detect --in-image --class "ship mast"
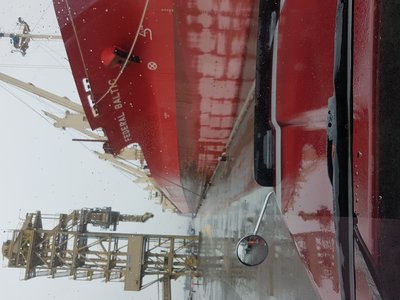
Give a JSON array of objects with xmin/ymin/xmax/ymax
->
[
  {"xmin": 0, "ymin": 17, "xmax": 61, "ymax": 56},
  {"xmin": 0, "ymin": 32, "xmax": 61, "ymax": 39},
  {"xmin": 2, "ymin": 209, "xmax": 198, "ymax": 300}
]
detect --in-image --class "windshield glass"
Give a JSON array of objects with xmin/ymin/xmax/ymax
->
[{"xmin": 0, "ymin": 0, "xmax": 398, "ymax": 299}]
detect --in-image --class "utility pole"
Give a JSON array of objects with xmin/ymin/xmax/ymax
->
[{"xmin": 2, "ymin": 209, "xmax": 199, "ymax": 299}]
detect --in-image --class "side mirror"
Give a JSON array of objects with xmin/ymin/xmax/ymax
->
[
  {"xmin": 236, "ymin": 234, "xmax": 269, "ymax": 266},
  {"xmin": 236, "ymin": 192, "xmax": 274, "ymax": 266}
]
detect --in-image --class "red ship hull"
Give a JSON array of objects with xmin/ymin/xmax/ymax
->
[
  {"xmin": 275, "ymin": 1, "xmax": 340, "ymax": 297},
  {"xmin": 273, "ymin": 0, "xmax": 398, "ymax": 298},
  {"xmin": 53, "ymin": 0, "xmax": 257, "ymax": 213}
]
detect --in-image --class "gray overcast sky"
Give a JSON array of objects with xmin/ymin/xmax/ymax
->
[{"xmin": 0, "ymin": 1, "xmax": 190, "ymax": 299}]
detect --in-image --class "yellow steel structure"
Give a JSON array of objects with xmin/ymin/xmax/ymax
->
[{"xmin": 2, "ymin": 208, "xmax": 199, "ymax": 300}]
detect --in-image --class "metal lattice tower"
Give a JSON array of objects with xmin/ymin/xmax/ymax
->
[{"xmin": 2, "ymin": 208, "xmax": 199, "ymax": 300}]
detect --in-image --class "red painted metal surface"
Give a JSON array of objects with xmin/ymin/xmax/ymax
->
[
  {"xmin": 275, "ymin": 1, "xmax": 339, "ymax": 298},
  {"xmin": 173, "ymin": 0, "xmax": 257, "ymax": 208},
  {"xmin": 53, "ymin": 0, "xmax": 257, "ymax": 212},
  {"xmin": 275, "ymin": 0, "xmax": 382, "ymax": 298}
]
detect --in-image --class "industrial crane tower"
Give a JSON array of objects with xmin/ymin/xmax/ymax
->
[{"xmin": 2, "ymin": 208, "xmax": 199, "ymax": 300}]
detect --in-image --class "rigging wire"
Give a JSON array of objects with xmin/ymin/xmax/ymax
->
[
  {"xmin": 0, "ymin": 84, "xmax": 94, "ymax": 155},
  {"xmin": 0, "ymin": 83, "xmax": 102, "ymax": 157},
  {"xmin": 1, "ymin": 84, "xmax": 203, "ymax": 200},
  {"xmin": 0, "ymin": 82, "xmax": 54, "ymax": 126},
  {"xmin": 63, "ymin": 0, "xmax": 93, "ymax": 101},
  {"xmin": 8, "ymin": 82, "xmax": 66, "ymax": 114},
  {"xmin": 94, "ymin": 0, "xmax": 150, "ymax": 105},
  {"xmin": 63, "ymin": 0, "xmax": 149, "ymax": 106},
  {"xmin": 116, "ymin": 155, "xmax": 203, "ymax": 197},
  {"xmin": 37, "ymin": 43, "xmax": 68, "ymax": 67},
  {"xmin": 30, "ymin": 2, "xmax": 53, "ymax": 33},
  {"xmin": 1, "ymin": 84, "xmax": 185, "ymax": 213},
  {"xmin": 112, "ymin": 165, "xmax": 141, "ymax": 184},
  {"xmin": 1, "ymin": 83, "xmax": 138, "ymax": 186},
  {"xmin": 0, "ymin": 76, "xmax": 142, "ymax": 186}
]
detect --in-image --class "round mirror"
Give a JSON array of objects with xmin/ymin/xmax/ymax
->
[{"xmin": 236, "ymin": 234, "xmax": 269, "ymax": 266}]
